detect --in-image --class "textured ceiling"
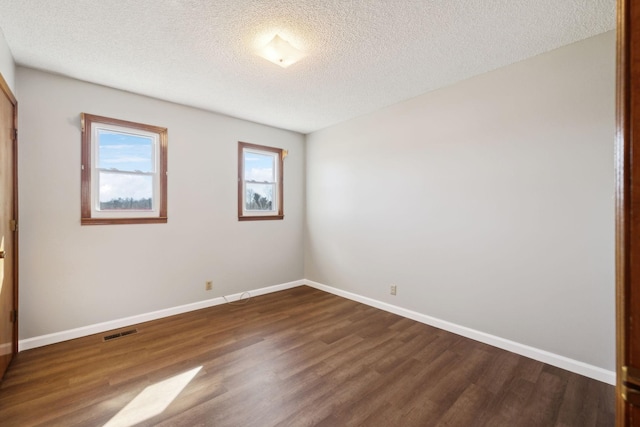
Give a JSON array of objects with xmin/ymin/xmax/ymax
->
[{"xmin": 0, "ymin": 0, "xmax": 616, "ymax": 134}]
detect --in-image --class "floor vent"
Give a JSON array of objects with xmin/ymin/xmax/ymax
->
[{"xmin": 103, "ymin": 328, "xmax": 138, "ymax": 342}]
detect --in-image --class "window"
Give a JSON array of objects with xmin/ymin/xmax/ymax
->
[
  {"xmin": 238, "ymin": 142, "xmax": 284, "ymax": 221},
  {"xmin": 81, "ymin": 113, "xmax": 168, "ymax": 225}
]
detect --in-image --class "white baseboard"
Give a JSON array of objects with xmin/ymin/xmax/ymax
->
[
  {"xmin": 304, "ymin": 280, "xmax": 616, "ymax": 385},
  {"xmin": 18, "ymin": 279, "xmax": 305, "ymax": 352},
  {"xmin": 19, "ymin": 278, "xmax": 615, "ymax": 386}
]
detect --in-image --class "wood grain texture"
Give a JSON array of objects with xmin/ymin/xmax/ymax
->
[
  {"xmin": 0, "ymin": 286, "xmax": 614, "ymax": 426},
  {"xmin": 616, "ymin": 0, "xmax": 640, "ymax": 424},
  {"xmin": 0, "ymin": 71, "xmax": 17, "ymax": 380}
]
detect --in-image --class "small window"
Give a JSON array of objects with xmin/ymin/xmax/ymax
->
[
  {"xmin": 81, "ymin": 113, "xmax": 168, "ymax": 225},
  {"xmin": 238, "ymin": 142, "xmax": 284, "ymax": 221}
]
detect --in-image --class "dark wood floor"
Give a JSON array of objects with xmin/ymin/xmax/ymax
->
[{"xmin": 0, "ymin": 286, "xmax": 614, "ymax": 426}]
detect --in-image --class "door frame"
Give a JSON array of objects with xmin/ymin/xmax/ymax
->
[
  {"xmin": 616, "ymin": 0, "xmax": 640, "ymax": 425},
  {"xmin": 0, "ymin": 73, "xmax": 18, "ymax": 357}
]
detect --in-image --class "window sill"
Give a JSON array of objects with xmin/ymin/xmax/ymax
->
[
  {"xmin": 81, "ymin": 217, "xmax": 168, "ymax": 226},
  {"xmin": 238, "ymin": 215, "xmax": 284, "ymax": 221}
]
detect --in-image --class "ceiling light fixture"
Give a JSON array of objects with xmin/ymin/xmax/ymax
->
[{"xmin": 257, "ymin": 35, "xmax": 305, "ymax": 68}]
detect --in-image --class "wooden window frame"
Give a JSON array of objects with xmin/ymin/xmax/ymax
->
[
  {"xmin": 81, "ymin": 113, "xmax": 168, "ymax": 225},
  {"xmin": 238, "ymin": 141, "xmax": 284, "ymax": 221}
]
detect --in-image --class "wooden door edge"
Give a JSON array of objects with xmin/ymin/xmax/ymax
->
[{"xmin": 0, "ymin": 72, "xmax": 18, "ymax": 356}]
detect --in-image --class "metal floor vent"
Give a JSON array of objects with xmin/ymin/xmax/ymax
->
[{"xmin": 103, "ymin": 328, "xmax": 138, "ymax": 342}]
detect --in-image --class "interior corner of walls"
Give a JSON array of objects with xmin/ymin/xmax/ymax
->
[
  {"xmin": 301, "ymin": 34, "xmax": 615, "ymax": 386},
  {"xmin": 17, "ymin": 70, "xmax": 307, "ymax": 343},
  {"xmin": 0, "ymin": 28, "xmax": 15, "ymax": 94}
]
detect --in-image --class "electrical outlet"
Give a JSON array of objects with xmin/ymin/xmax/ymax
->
[
  {"xmin": 390, "ymin": 285, "xmax": 397, "ymax": 296},
  {"xmin": 205, "ymin": 281, "xmax": 213, "ymax": 291}
]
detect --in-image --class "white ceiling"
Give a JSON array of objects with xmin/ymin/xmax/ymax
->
[{"xmin": 0, "ymin": 0, "xmax": 616, "ymax": 134}]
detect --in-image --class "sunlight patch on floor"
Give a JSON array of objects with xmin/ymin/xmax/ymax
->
[{"xmin": 104, "ymin": 366, "xmax": 202, "ymax": 427}]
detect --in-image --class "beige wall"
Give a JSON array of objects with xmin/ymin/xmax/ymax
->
[
  {"xmin": 16, "ymin": 67, "xmax": 305, "ymax": 338},
  {"xmin": 305, "ymin": 31, "xmax": 616, "ymax": 371},
  {"xmin": 14, "ymin": 29, "xmax": 616, "ymax": 376},
  {"xmin": 0, "ymin": 29, "xmax": 14, "ymax": 93}
]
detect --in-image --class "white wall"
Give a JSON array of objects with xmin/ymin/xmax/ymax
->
[
  {"xmin": 16, "ymin": 67, "xmax": 305, "ymax": 339},
  {"xmin": 305, "ymin": 31, "xmax": 616, "ymax": 371},
  {"xmin": 0, "ymin": 29, "xmax": 15, "ymax": 93}
]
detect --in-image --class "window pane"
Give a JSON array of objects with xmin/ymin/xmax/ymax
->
[
  {"xmin": 244, "ymin": 151, "xmax": 275, "ymax": 182},
  {"xmin": 99, "ymin": 172, "xmax": 153, "ymax": 210},
  {"xmin": 98, "ymin": 129, "xmax": 154, "ymax": 173},
  {"xmin": 245, "ymin": 182, "xmax": 275, "ymax": 211}
]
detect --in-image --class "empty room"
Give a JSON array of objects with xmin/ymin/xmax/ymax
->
[{"xmin": 0, "ymin": 0, "xmax": 625, "ymax": 426}]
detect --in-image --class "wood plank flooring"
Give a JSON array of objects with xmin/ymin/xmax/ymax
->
[{"xmin": 0, "ymin": 286, "xmax": 614, "ymax": 426}]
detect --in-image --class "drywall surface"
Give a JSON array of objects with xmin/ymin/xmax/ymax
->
[
  {"xmin": 305, "ymin": 31, "xmax": 616, "ymax": 371},
  {"xmin": 16, "ymin": 67, "xmax": 305, "ymax": 339},
  {"xmin": 0, "ymin": 29, "xmax": 14, "ymax": 93}
]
